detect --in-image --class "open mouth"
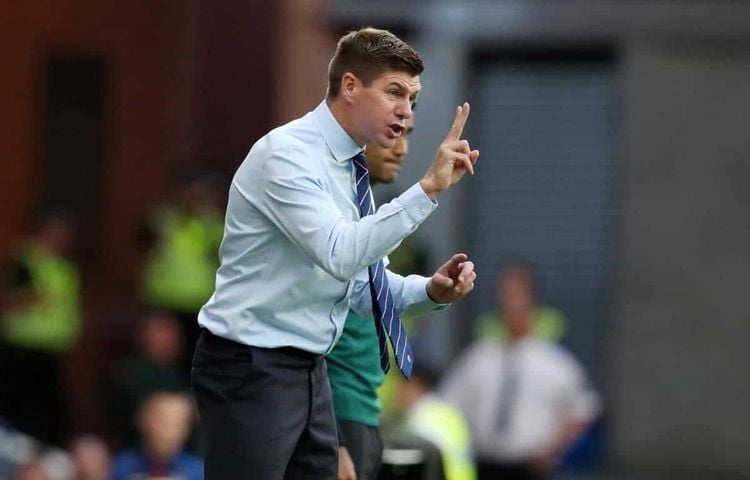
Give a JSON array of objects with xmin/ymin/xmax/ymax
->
[{"xmin": 388, "ymin": 124, "xmax": 404, "ymax": 138}]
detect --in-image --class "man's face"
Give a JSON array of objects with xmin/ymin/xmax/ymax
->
[
  {"xmin": 139, "ymin": 394, "xmax": 193, "ymax": 460},
  {"xmin": 498, "ymin": 272, "xmax": 535, "ymax": 337},
  {"xmin": 350, "ymin": 69, "xmax": 420, "ymax": 149},
  {"xmin": 365, "ymin": 115, "xmax": 414, "ymax": 184}
]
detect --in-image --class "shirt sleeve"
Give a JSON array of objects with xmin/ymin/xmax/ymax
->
[
  {"xmin": 438, "ymin": 343, "xmax": 486, "ymax": 417},
  {"xmin": 348, "ymin": 268, "xmax": 447, "ymax": 319},
  {"xmin": 248, "ymin": 145, "xmax": 437, "ymax": 282},
  {"xmin": 559, "ymin": 355, "xmax": 601, "ymax": 423}
]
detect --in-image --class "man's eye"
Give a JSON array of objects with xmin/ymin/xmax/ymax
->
[{"xmin": 388, "ymin": 90, "xmax": 399, "ymax": 97}]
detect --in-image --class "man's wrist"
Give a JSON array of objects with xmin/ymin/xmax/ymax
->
[
  {"xmin": 425, "ymin": 280, "xmax": 447, "ymax": 305},
  {"xmin": 419, "ymin": 177, "xmax": 440, "ymax": 200}
]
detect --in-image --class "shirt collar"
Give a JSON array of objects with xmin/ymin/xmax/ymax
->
[{"xmin": 312, "ymin": 101, "xmax": 363, "ymax": 163}]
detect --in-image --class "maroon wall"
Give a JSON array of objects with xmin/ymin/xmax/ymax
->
[{"xmin": 0, "ymin": 0, "xmax": 279, "ymax": 436}]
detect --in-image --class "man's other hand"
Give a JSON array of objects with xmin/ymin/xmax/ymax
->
[
  {"xmin": 338, "ymin": 446, "xmax": 357, "ymax": 480},
  {"xmin": 426, "ymin": 253, "xmax": 476, "ymax": 304}
]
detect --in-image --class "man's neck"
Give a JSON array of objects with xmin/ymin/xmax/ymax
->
[
  {"xmin": 507, "ymin": 327, "xmax": 532, "ymax": 344},
  {"xmin": 326, "ymin": 97, "xmax": 364, "ymax": 147}
]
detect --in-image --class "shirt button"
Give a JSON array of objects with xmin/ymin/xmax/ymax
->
[{"xmin": 420, "ymin": 207, "xmax": 427, "ymax": 215}]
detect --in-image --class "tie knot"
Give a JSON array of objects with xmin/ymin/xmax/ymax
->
[
  {"xmin": 352, "ymin": 152, "xmax": 370, "ymax": 189},
  {"xmin": 352, "ymin": 150, "xmax": 368, "ymax": 171}
]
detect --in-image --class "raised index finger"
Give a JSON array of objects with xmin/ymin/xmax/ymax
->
[{"xmin": 444, "ymin": 102, "xmax": 470, "ymax": 142}]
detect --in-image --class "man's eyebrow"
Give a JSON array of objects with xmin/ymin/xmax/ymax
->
[{"xmin": 388, "ymin": 81, "xmax": 421, "ymax": 95}]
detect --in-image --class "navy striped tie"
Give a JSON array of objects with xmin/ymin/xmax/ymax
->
[{"xmin": 352, "ymin": 152, "xmax": 414, "ymax": 379}]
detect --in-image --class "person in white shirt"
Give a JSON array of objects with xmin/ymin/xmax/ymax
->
[
  {"xmin": 191, "ymin": 27, "xmax": 480, "ymax": 479},
  {"xmin": 440, "ymin": 264, "xmax": 600, "ymax": 480}
]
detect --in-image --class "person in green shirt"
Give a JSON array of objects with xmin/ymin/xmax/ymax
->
[{"xmin": 327, "ymin": 115, "xmax": 418, "ymax": 480}]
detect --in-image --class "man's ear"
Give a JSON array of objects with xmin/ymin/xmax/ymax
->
[{"xmin": 340, "ymin": 72, "xmax": 359, "ymax": 104}]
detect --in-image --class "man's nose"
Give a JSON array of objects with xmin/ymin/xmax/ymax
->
[{"xmin": 396, "ymin": 98, "xmax": 413, "ymax": 119}]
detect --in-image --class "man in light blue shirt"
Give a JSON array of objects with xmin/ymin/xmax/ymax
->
[{"xmin": 191, "ymin": 27, "xmax": 479, "ymax": 479}]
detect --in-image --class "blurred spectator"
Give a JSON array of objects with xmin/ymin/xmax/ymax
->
[
  {"xmin": 70, "ymin": 434, "xmax": 111, "ymax": 480},
  {"xmin": 1, "ymin": 420, "xmax": 38, "ymax": 478},
  {"xmin": 440, "ymin": 264, "xmax": 600, "ymax": 480},
  {"xmin": 111, "ymin": 391, "xmax": 202, "ymax": 480},
  {"xmin": 396, "ymin": 359, "xmax": 477, "ymax": 480},
  {"xmin": 0, "ymin": 211, "xmax": 81, "ymax": 446},
  {"xmin": 2, "ymin": 425, "xmax": 109, "ymax": 480},
  {"xmin": 112, "ymin": 311, "xmax": 189, "ymax": 448},
  {"xmin": 379, "ymin": 426, "xmax": 445, "ymax": 480},
  {"xmin": 40, "ymin": 448, "xmax": 75, "ymax": 480},
  {"xmin": 16, "ymin": 458, "xmax": 50, "ymax": 480},
  {"xmin": 1, "ymin": 419, "xmax": 83, "ymax": 479},
  {"xmin": 473, "ymin": 263, "xmax": 567, "ymax": 343},
  {"xmin": 140, "ymin": 169, "xmax": 224, "ymax": 375}
]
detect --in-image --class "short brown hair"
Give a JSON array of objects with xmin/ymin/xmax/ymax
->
[{"xmin": 327, "ymin": 27, "xmax": 424, "ymax": 98}]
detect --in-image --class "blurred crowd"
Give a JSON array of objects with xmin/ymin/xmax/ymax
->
[
  {"xmin": 0, "ymin": 170, "xmax": 221, "ymax": 480},
  {"xmin": 0, "ymin": 169, "xmax": 601, "ymax": 480}
]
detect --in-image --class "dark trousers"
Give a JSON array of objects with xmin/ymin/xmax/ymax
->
[
  {"xmin": 170, "ymin": 309, "xmax": 202, "ymax": 380},
  {"xmin": 477, "ymin": 459, "xmax": 546, "ymax": 480},
  {"xmin": 339, "ymin": 420, "xmax": 382, "ymax": 480},
  {"xmin": 191, "ymin": 329, "xmax": 338, "ymax": 479},
  {"xmin": 0, "ymin": 345, "xmax": 66, "ymax": 446}
]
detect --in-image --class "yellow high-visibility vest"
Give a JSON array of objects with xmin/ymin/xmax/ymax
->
[
  {"xmin": 405, "ymin": 397, "xmax": 478, "ymax": 480},
  {"xmin": 2, "ymin": 245, "xmax": 81, "ymax": 353},
  {"xmin": 143, "ymin": 206, "xmax": 223, "ymax": 312}
]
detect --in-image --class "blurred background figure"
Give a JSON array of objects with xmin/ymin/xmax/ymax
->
[
  {"xmin": 474, "ymin": 263, "xmax": 567, "ymax": 343},
  {"xmin": 15, "ymin": 457, "xmax": 50, "ymax": 480},
  {"xmin": 70, "ymin": 434, "xmax": 111, "ymax": 480},
  {"xmin": 379, "ymin": 424, "xmax": 446, "ymax": 480},
  {"xmin": 111, "ymin": 391, "xmax": 202, "ymax": 480},
  {"xmin": 441, "ymin": 264, "xmax": 600, "ymax": 480},
  {"xmin": 1, "ymin": 420, "xmax": 44, "ymax": 479},
  {"xmin": 0, "ymin": 211, "xmax": 81, "ymax": 446},
  {"xmin": 111, "ymin": 311, "xmax": 189, "ymax": 449},
  {"xmin": 396, "ymin": 355, "xmax": 477, "ymax": 480},
  {"xmin": 13, "ymin": 447, "xmax": 75, "ymax": 480},
  {"xmin": 139, "ymin": 168, "xmax": 224, "ymax": 376}
]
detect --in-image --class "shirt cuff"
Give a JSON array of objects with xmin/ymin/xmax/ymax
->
[
  {"xmin": 425, "ymin": 287, "xmax": 451, "ymax": 311},
  {"xmin": 399, "ymin": 182, "xmax": 438, "ymax": 226},
  {"xmin": 402, "ymin": 275, "xmax": 450, "ymax": 319}
]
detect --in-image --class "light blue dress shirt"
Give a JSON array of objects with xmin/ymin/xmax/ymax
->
[{"xmin": 198, "ymin": 101, "xmax": 441, "ymax": 354}]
